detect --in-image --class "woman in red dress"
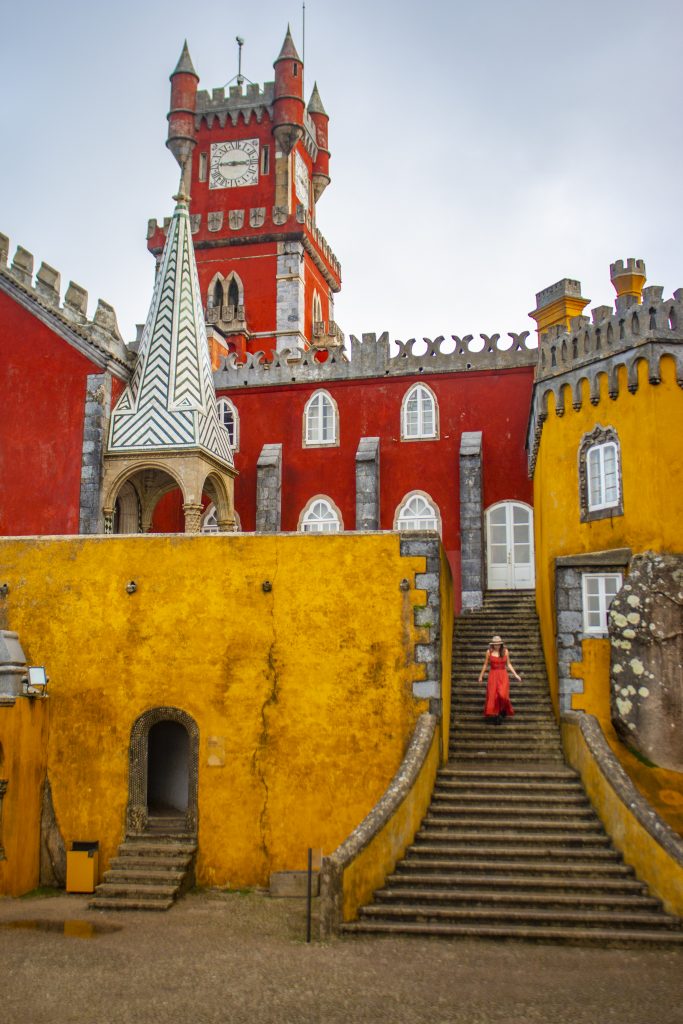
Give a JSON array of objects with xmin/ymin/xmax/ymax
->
[{"xmin": 478, "ymin": 635, "xmax": 521, "ymax": 724}]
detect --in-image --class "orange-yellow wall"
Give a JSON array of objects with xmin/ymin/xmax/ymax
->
[
  {"xmin": 0, "ymin": 533, "xmax": 451, "ymax": 888},
  {"xmin": 0, "ymin": 697, "xmax": 49, "ymax": 896},
  {"xmin": 533, "ymin": 356, "xmax": 683, "ymax": 715}
]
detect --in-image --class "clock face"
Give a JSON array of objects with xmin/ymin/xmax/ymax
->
[
  {"xmin": 209, "ymin": 139, "xmax": 259, "ymax": 189},
  {"xmin": 294, "ymin": 151, "xmax": 309, "ymax": 206}
]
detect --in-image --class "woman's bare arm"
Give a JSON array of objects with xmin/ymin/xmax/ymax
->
[{"xmin": 478, "ymin": 649, "xmax": 490, "ymax": 683}]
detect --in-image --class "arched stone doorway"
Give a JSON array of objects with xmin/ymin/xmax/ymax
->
[{"xmin": 126, "ymin": 708, "xmax": 199, "ymax": 835}]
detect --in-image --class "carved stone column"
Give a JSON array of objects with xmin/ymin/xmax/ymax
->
[{"xmin": 183, "ymin": 503, "xmax": 204, "ymax": 534}]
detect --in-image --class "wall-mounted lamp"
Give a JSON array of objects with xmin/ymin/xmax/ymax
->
[
  {"xmin": 262, "ymin": 580, "xmax": 273, "ymax": 593},
  {"xmin": 0, "ymin": 583, "xmax": 8, "ymax": 597},
  {"xmin": 23, "ymin": 666, "xmax": 49, "ymax": 698},
  {"xmin": 126, "ymin": 581, "xmax": 137, "ymax": 595}
]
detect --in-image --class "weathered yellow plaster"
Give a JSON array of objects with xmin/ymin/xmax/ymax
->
[
  {"xmin": 0, "ymin": 533, "xmax": 450, "ymax": 889},
  {"xmin": 341, "ymin": 721, "xmax": 440, "ymax": 921},
  {"xmin": 0, "ymin": 697, "xmax": 49, "ymax": 896},
  {"xmin": 562, "ymin": 715, "xmax": 683, "ymax": 916}
]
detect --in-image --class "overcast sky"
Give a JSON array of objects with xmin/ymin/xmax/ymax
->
[{"xmin": 2, "ymin": 0, "xmax": 682, "ymax": 345}]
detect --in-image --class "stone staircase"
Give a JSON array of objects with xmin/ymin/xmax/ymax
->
[
  {"xmin": 89, "ymin": 818, "xmax": 196, "ymax": 912},
  {"xmin": 342, "ymin": 590, "xmax": 683, "ymax": 944}
]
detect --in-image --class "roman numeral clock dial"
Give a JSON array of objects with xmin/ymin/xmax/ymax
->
[{"xmin": 209, "ymin": 139, "xmax": 260, "ymax": 189}]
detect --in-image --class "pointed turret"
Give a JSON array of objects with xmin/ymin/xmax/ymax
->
[
  {"xmin": 104, "ymin": 191, "xmax": 236, "ymax": 533},
  {"xmin": 167, "ymin": 41, "xmax": 199, "ymax": 187},
  {"xmin": 272, "ymin": 25, "xmax": 304, "ymax": 156},
  {"xmin": 308, "ymin": 82, "xmax": 330, "ymax": 202}
]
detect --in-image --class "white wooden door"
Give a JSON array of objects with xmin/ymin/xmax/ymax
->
[{"xmin": 486, "ymin": 502, "xmax": 535, "ymax": 590}]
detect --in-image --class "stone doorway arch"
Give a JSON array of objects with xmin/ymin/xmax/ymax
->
[{"xmin": 126, "ymin": 707, "xmax": 199, "ymax": 835}]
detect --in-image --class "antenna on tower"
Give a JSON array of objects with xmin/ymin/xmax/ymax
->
[
  {"xmin": 302, "ymin": 2, "xmax": 306, "ymax": 70},
  {"xmin": 224, "ymin": 35, "xmax": 253, "ymax": 89}
]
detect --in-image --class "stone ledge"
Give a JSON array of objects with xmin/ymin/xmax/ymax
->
[{"xmin": 556, "ymin": 548, "xmax": 632, "ymax": 568}]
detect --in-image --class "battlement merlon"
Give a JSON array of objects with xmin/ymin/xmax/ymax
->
[
  {"xmin": 0, "ymin": 232, "xmax": 133, "ymax": 377},
  {"xmin": 194, "ymin": 83, "xmax": 319, "ymax": 160},
  {"xmin": 213, "ymin": 331, "xmax": 538, "ymax": 391},
  {"xmin": 529, "ymin": 278, "xmax": 590, "ymax": 337}
]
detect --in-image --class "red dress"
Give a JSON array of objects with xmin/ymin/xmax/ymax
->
[{"xmin": 484, "ymin": 652, "xmax": 515, "ymax": 719}]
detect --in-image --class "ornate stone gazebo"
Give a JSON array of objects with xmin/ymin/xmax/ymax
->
[{"xmin": 102, "ymin": 190, "xmax": 236, "ymax": 533}]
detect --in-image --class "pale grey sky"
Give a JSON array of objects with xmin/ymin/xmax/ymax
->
[{"xmin": 2, "ymin": 0, "xmax": 682, "ymax": 343}]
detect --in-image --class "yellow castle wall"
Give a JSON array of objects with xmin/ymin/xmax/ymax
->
[
  {"xmin": 0, "ymin": 532, "xmax": 448, "ymax": 889},
  {"xmin": 533, "ymin": 355, "xmax": 683, "ymax": 716},
  {"xmin": 0, "ymin": 697, "xmax": 49, "ymax": 896}
]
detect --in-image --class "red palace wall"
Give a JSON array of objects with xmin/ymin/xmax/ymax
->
[
  {"xmin": 0, "ymin": 291, "xmax": 103, "ymax": 535},
  {"xmin": 212, "ymin": 364, "xmax": 535, "ymax": 605}
]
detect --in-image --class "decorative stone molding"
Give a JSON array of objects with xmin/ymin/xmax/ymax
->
[
  {"xmin": 554, "ymin": 549, "xmax": 631, "ymax": 711},
  {"xmin": 127, "ymin": 707, "xmax": 199, "ymax": 836},
  {"xmin": 528, "ymin": 287, "xmax": 683, "ymax": 476},
  {"xmin": 577, "ymin": 425, "xmax": 623, "ymax": 523},
  {"xmin": 400, "ymin": 534, "xmax": 444, "ymax": 716},
  {"xmin": 214, "ymin": 331, "xmax": 537, "ymax": 392},
  {"xmin": 319, "ymin": 712, "xmax": 437, "ymax": 938},
  {"xmin": 0, "ymin": 630, "xmax": 28, "ymax": 697}
]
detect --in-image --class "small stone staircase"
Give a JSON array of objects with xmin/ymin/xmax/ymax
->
[
  {"xmin": 89, "ymin": 818, "xmax": 196, "ymax": 912},
  {"xmin": 343, "ymin": 590, "xmax": 683, "ymax": 944}
]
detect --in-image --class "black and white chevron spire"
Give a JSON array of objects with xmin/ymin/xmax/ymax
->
[{"xmin": 108, "ymin": 194, "xmax": 233, "ymax": 467}]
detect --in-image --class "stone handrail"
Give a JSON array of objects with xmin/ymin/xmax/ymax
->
[
  {"xmin": 561, "ymin": 711, "xmax": 683, "ymax": 916},
  {"xmin": 319, "ymin": 712, "xmax": 439, "ymax": 938}
]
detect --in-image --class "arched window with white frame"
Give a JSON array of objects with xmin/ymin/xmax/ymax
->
[
  {"xmin": 299, "ymin": 496, "xmax": 343, "ymax": 533},
  {"xmin": 394, "ymin": 491, "xmax": 441, "ymax": 533},
  {"xmin": 216, "ymin": 397, "xmax": 239, "ymax": 451},
  {"xmin": 401, "ymin": 383, "xmax": 438, "ymax": 440},
  {"xmin": 578, "ymin": 426, "xmax": 623, "ymax": 522},
  {"xmin": 303, "ymin": 390, "xmax": 338, "ymax": 447},
  {"xmin": 201, "ymin": 504, "xmax": 241, "ymax": 533},
  {"xmin": 312, "ymin": 290, "xmax": 323, "ymax": 328}
]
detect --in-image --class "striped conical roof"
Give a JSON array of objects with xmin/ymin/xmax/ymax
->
[{"xmin": 108, "ymin": 194, "xmax": 233, "ymax": 467}]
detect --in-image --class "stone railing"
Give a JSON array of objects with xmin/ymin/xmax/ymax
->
[
  {"xmin": 0, "ymin": 232, "xmax": 132, "ymax": 372},
  {"xmin": 213, "ymin": 330, "xmax": 538, "ymax": 390}
]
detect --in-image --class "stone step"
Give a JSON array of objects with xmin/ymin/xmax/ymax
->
[
  {"xmin": 430, "ymin": 797, "xmax": 592, "ymax": 811},
  {"xmin": 373, "ymin": 888, "xmax": 663, "ymax": 912},
  {"xmin": 385, "ymin": 872, "xmax": 647, "ymax": 894},
  {"xmin": 414, "ymin": 830, "xmax": 611, "ymax": 847},
  {"xmin": 104, "ymin": 867, "xmax": 186, "ymax": 884},
  {"xmin": 108, "ymin": 855, "xmax": 192, "ymax": 871},
  {"xmin": 341, "ymin": 921, "xmax": 683, "ymax": 945},
  {"xmin": 92, "ymin": 882, "xmax": 177, "ymax": 899},
  {"xmin": 89, "ymin": 897, "xmax": 174, "ymax": 912},
  {"xmin": 356, "ymin": 903, "xmax": 682, "ymax": 930},
  {"xmin": 117, "ymin": 841, "xmax": 196, "ymax": 858},
  {"xmin": 397, "ymin": 855, "xmax": 635, "ymax": 875},
  {"xmin": 422, "ymin": 815, "xmax": 600, "ymax": 831},
  {"xmin": 408, "ymin": 842, "xmax": 619, "ymax": 859}
]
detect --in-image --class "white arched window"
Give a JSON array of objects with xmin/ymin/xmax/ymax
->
[
  {"xmin": 394, "ymin": 491, "xmax": 441, "ymax": 533},
  {"xmin": 216, "ymin": 398, "xmax": 239, "ymax": 451},
  {"xmin": 587, "ymin": 442, "xmax": 619, "ymax": 511},
  {"xmin": 303, "ymin": 390, "xmax": 338, "ymax": 446},
  {"xmin": 201, "ymin": 504, "xmax": 241, "ymax": 533},
  {"xmin": 401, "ymin": 384, "xmax": 438, "ymax": 440},
  {"xmin": 299, "ymin": 496, "xmax": 343, "ymax": 533}
]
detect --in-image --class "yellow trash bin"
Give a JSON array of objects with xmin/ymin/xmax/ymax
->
[{"xmin": 66, "ymin": 841, "xmax": 99, "ymax": 893}]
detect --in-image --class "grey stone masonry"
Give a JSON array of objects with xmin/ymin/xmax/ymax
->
[
  {"xmin": 355, "ymin": 437, "xmax": 380, "ymax": 531},
  {"xmin": 400, "ymin": 534, "xmax": 444, "ymax": 718},
  {"xmin": 276, "ymin": 242, "xmax": 305, "ymax": 352},
  {"xmin": 214, "ymin": 330, "xmax": 538, "ymax": 392},
  {"xmin": 80, "ymin": 373, "xmax": 112, "ymax": 534},
  {"xmin": 256, "ymin": 444, "xmax": 283, "ymax": 533},
  {"xmin": 459, "ymin": 431, "xmax": 484, "ymax": 611},
  {"xmin": 528, "ymin": 283, "xmax": 683, "ymax": 475},
  {"xmin": 554, "ymin": 549, "xmax": 631, "ymax": 711}
]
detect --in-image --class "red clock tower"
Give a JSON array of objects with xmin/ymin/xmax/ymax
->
[{"xmin": 147, "ymin": 28, "xmax": 343, "ymax": 363}]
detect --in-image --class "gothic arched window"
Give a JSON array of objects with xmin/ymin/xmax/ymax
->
[
  {"xmin": 216, "ymin": 397, "xmax": 239, "ymax": 451},
  {"xmin": 212, "ymin": 279, "xmax": 224, "ymax": 308},
  {"xmin": 299, "ymin": 496, "xmax": 343, "ymax": 533},
  {"xmin": 394, "ymin": 491, "xmax": 441, "ymax": 534},
  {"xmin": 401, "ymin": 384, "xmax": 438, "ymax": 440},
  {"xmin": 303, "ymin": 390, "xmax": 338, "ymax": 447},
  {"xmin": 228, "ymin": 277, "xmax": 240, "ymax": 308},
  {"xmin": 578, "ymin": 426, "xmax": 623, "ymax": 522}
]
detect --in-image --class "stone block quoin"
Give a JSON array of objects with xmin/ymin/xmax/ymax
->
[
  {"xmin": 256, "ymin": 443, "xmax": 283, "ymax": 532},
  {"xmin": 400, "ymin": 534, "xmax": 444, "ymax": 719}
]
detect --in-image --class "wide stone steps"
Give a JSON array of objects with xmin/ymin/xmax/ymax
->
[
  {"xmin": 89, "ymin": 833, "xmax": 196, "ymax": 912},
  {"xmin": 343, "ymin": 590, "xmax": 682, "ymax": 944}
]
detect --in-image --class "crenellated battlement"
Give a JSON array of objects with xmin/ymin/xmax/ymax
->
[
  {"xmin": 0, "ymin": 232, "xmax": 133, "ymax": 374},
  {"xmin": 213, "ymin": 330, "xmax": 538, "ymax": 390},
  {"xmin": 528, "ymin": 284, "xmax": 683, "ymax": 475}
]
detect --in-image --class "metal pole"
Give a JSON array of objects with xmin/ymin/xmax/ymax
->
[{"xmin": 306, "ymin": 846, "xmax": 312, "ymax": 943}]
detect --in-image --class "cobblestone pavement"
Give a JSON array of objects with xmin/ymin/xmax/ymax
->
[{"xmin": 1, "ymin": 891, "xmax": 682, "ymax": 1024}]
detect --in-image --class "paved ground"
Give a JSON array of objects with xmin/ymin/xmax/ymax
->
[{"xmin": 1, "ymin": 890, "xmax": 682, "ymax": 1024}]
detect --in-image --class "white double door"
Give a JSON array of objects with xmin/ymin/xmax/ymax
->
[{"xmin": 485, "ymin": 501, "xmax": 535, "ymax": 590}]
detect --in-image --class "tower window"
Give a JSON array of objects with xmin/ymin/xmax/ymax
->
[
  {"xmin": 217, "ymin": 397, "xmax": 239, "ymax": 450},
  {"xmin": 212, "ymin": 279, "xmax": 224, "ymax": 308},
  {"xmin": 293, "ymin": 63, "xmax": 298, "ymax": 77},
  {"xmin": 199, "ymin": 153, "xmax": 208, "ymax": 182},
  {"xmin": 261, "ymin": 145, "xmax": 270, "ymax": 175},
  {"xmin": 227, "ymin": 277, "xmax": 240, "ymax": 309}
]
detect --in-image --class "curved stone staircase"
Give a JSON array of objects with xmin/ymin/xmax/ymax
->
[{"xmin": 342, "ymin": 591, "xmax": 683, "ymax": 944}]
